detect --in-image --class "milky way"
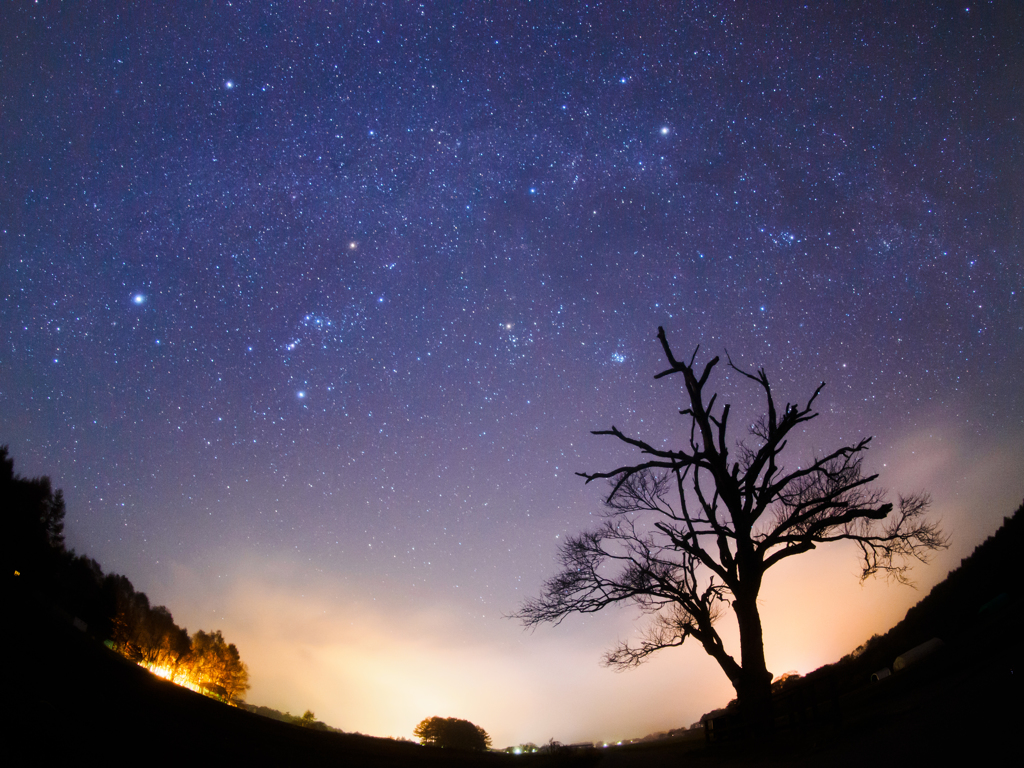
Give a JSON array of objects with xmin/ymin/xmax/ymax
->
[{"xmin": 2, "ymin": 1, "xmax": 1021, "ymax": 746}]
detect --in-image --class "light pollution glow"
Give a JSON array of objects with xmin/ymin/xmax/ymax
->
[
  {"xmin": 146, "ymin": 425, "xmax": 1020, "ymax": 747},
  {"xmin": 3, "ymin": 0, "xmax": 1022, "ymax": 751}
]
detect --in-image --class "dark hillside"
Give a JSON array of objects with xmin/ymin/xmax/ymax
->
[
  {"xmin": 8, "ymin": 502, "xmax": 1022, "ymax": 766},
  {"xmin": 794, "ymin": 501, "xmax": 1024, "ymax": 698},
  {"xmin": 758, "ymin": 501, "xmax": 1024, "ymax": 763},
  {"xmin": 8, "ymin": 583, "xmax": 513, "ymax": 767}
]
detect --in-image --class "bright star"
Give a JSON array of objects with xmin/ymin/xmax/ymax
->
[
  {"xmin": 132, "ymin": 293, "xmax": 145, "ymax": 305},
  {"xmin": 225, "ymin": 80, "xmax": 234, "ymax": 89},
  {"xmin": 660, "ymin": 126, "xmax": 671, "ymax": 135}
]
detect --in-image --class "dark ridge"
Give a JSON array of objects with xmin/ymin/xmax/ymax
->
[
  {"xmin": 7, "ymin": 429, "xmax": 1021, "ymax": 766},
  {"xmin": 8, "ymin": 583, "xmax": 519, "ymax": 767}
]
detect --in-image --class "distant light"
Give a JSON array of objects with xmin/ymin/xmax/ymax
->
[
  {"xmin": 132, "ymin": 293, "xmax": 145, "ymax": 305},
  {"xmin": 660, "ymin": 126, "xmax": 670, "ymax": 135},
  {"xmin": 225, "ymin": 80, "xmax": 234, "ymax": 89},
  {"xmin": 297, "ymin": 391, "xmax": 306, "ymax": 399}
]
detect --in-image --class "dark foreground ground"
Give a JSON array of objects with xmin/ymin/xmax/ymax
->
[{"xmin": 8, "ymin": 583, "xmax": 1019, "ymax": 767}]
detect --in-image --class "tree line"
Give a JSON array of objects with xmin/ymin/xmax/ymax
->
[{"xmin": 3, "ymin": 446, "xmax": 249, "ymax": 704}]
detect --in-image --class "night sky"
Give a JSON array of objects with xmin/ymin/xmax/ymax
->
[{"xmin": 2, "ymin": 0, "xmax": 1022, "ymax": 747}]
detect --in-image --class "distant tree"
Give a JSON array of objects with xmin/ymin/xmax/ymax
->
[
  {"xmin": 109, "ymin": 574, "xmax": 151, "ymax": 661},
  {"xmin": 507, "ymin": 743, "xmax": 539, "ymax": 754},
  {"xmin": 2, "ymin": 445, "xmax": 66, "ymax": 582},
  {"xmin": 219, "ymin": 641, "xmax": 250, "ymax": 703},
  {"xmin": 52, "ymin": 553, "xmax": 109, "ymax": 636},
  {"xmin": 134, "ymin": 604, "xmax": 192, "ymax": 678},
  {"xmin": 515, "ymin": 327, "xmax": 948, "ymax": 732},
  {"xmin": 300, "ymin": 710, "xmax": 317, "ymax": 727},
  {"xmin": 189, "ymin": 629, "xmax": 250, "ymax": 703},
  {"xmin": 414, "ymin": 716, "xmax": 491, "ymax": 750}
]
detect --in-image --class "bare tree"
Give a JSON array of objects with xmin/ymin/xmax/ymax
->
[{"xmin": 516, "ymin": 327, "xmax": 947, "ymax": 730}]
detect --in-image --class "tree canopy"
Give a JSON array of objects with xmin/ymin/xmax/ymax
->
[
  {"xmin": 3, "ymin": 445, "xmax": 66, "ymax": 582},
  {"xmin": 413, "ymin": 716, "xmax": 491, "ymax": 750},
  {"xmin": 516, "ymin": 328, "xmax": 947, "ymax": 728},
  {"xmin": 4, "ymin": 445, "xmax": 250, "ymax": 705}
]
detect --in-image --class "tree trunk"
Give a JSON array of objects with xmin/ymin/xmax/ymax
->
[{"xmin": 732, "ymin": 594, "xmax": 774, "ymax": 736}]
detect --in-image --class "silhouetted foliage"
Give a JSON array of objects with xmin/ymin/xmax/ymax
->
[
  {"xmin": 291, "ymin": 709, "xmax": 334, "ymax": 730},
  {"xmin": 3, "ymin": 445, "xmax": 66, "ymax": 584},
  {"xmin": 3, "ymin": 445, "xmax": 250, "ymax": 705},
  {"xmin": 505, "ymin": 742, "xmax": 539, "ymax": 754},
  {"xmin": 242, "ymin": 704, "xmax": 335, "ymax": 730},
  {"xmin": 413, "ymin": 716, "xmax": 491, "ymax": 750},
  {"xmin": 515, "ymin": 329, "xmax": 948, "ymax": 732}
]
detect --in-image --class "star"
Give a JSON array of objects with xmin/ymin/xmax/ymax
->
[{"xmin": 3, "ymin": 0, "xmax": 1019, "ymax": 748}]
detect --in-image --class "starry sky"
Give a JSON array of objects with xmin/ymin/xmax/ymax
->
[{"xmin": 2, "ymin": 0, "xmax": 1022, "ymax": 748}]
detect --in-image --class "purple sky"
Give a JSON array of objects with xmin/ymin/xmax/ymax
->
[{"xmin": 2, "ymin": 1, "xmax": 1021, "ymax": 747}]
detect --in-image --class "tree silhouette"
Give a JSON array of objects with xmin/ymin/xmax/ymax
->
[
  {"xmin": 413, "ymin": 716, "xmax": 491, "ymax": 750},
  {"xmin": 3, "ymin": 446, "xmax": 252, "ymax": 705},
  {"xmin": 2, "ymin": 445, "xmax": 66, "ymax": 583},
  {"xmin": 515, "ymin": 327, "xmax": 947, "ymax": 731}
]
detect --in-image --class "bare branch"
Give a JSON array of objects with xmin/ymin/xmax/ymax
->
[{"xmin": 515, "ymin": 327, "xmax": 947, "ymax": 719}]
